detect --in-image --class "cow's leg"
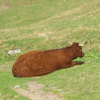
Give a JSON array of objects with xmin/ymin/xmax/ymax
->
[
  {"xmin": 60, "ymin": 61, "xmax": 84, "ymax": 69},
  {"xmin": 69, "ymin": 61, "xmax": 84, "ymax": 67}
]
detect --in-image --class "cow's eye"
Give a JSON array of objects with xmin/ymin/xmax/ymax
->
[{"xmin": 77, "ymin": 46, "xmax": 79, "ymax": 50}]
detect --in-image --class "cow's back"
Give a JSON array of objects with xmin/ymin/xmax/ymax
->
[{"xmin": 13, "ymin": 50, "xmax": 43, "ymax": 67}]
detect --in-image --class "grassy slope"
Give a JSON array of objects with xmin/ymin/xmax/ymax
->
[{"xmin": 0, "ymin": 0, "xmax": 100, "ymax": 99}]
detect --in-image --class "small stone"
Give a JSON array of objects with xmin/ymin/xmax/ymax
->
[
  {"xmin": 47, "ymin": 84, "xmax": 54, "ymax": 86},
  {"xmin": 13, "ymin": 85, "xmax": 20, "ymax": 89},
  {"xmin": 8, "ymin": 48, "xmax": 21, "ymax": 55}
]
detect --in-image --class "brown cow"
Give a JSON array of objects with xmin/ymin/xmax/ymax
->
[{"xmin": 12, "ymin": 42, "xmax": 86, "ymax": 77}]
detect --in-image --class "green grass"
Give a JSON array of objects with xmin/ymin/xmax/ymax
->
[
  {"xmin": 0, "ymin": 0, "xmax": 100, "ymax": 99},
  {"xmin": 0, "ymin": 71, "xmax": 33, "ymax": 100}
]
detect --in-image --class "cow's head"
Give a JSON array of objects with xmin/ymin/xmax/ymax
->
[
  {"xmin": 67, "ymin": 41, "xmax": 87, "ymax": 59},
  {"xmin": 72, "ymin": 43, "xmax": 84, "ymax": 59}
]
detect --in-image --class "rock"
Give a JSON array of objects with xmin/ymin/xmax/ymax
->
[
  {"xmin": 13, "ymin": 85, "xmax": 20, "ymax": 89},
  {"xmin": 8, "ymin": 48, "xmax": 21, "ymax": 55}
]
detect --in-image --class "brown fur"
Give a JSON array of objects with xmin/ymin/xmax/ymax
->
[{"xmin": 12, "ymin": 43, "xmax": 84, "ymax": 77}]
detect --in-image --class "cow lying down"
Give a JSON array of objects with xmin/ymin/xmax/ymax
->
[{"xmin": 12, "ymin": 42, "xmax": 86, "ymax": 77}]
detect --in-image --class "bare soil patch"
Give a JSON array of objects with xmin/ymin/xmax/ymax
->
[{"xmin": 14, "ymin": 82, "xmax": 65, "ymax": 100}]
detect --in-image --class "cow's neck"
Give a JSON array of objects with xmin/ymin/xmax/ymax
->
[{"xmin": 64, "ymin": 47, "xmax": 77, "ymax": 60}]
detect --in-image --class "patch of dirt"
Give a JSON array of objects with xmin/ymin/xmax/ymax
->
[
  {"xmin": 14, "ymin": 82, "xmax": 65, "ymax": 100},
  {"xmin": 0, "ymin": 3, "xmax": 12, "ymax": 10}
]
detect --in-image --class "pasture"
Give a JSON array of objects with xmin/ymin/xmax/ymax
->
[{"xmin": 0, "ymin": 0, "xmax": 100, "ymax": 100}]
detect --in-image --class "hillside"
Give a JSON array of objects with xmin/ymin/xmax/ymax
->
[{"xmin": 0, "ymin": 0, "xmax": 100, "ymax": 100}]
